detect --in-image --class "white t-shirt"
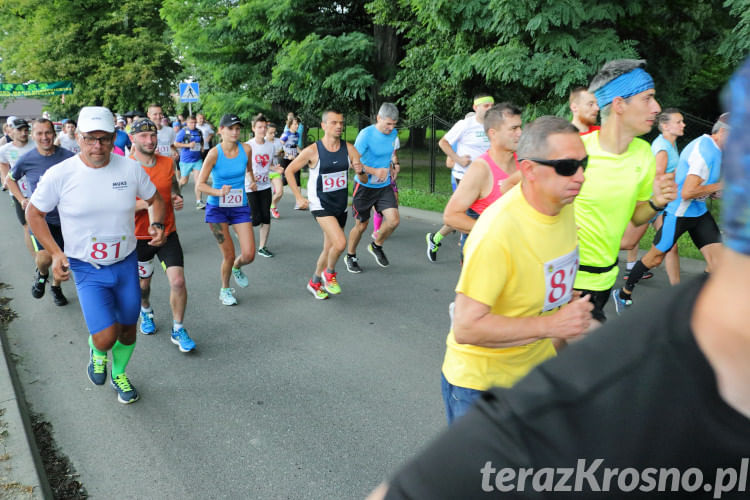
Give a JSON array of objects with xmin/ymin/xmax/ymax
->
[
  {"xmin": 442, "ymin": 116, "xmax": 490, "ymax": 179},
  {"xmin": 1, "ymin": 141, "xmax": 36, "ymax": 196},
  {"xmin": 196, "ymin": 123, "xmax": 214, "ymax": 149},
  {"xmin": 58, "ymin": 134, "xmax": 81, "ymax": 154},
  {"xmin": 156, "ymin": 127, "xmax": 176, "ymax": 157},
  {"xmin": 245, "ymin": 139, "xmax": 275, "ymax": 191},
  {"xmin": 30, "ymin": 154, "xmax": 156, "ymax": 265},
  {"xmin": 270, "ymin": 138, "xmax": 283, "ymax": 165}
]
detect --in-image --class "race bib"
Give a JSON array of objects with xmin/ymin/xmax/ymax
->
[
  {"xmin": 542, "ymin": 247, "xmax": 578, "ymax": 312},
  {"xmin": 255, "ymin": 173, "xmax": 269, "ymax": 184},
  {"xmin": 157, "ymin": 144, "xmax": 171, "ymax": 156},
  {"xmin": 322, "ymin": 170, "xmax": 347, "ymax": 192},
  {"xmin": 18, "ymin": 175, "xmax": 32, "ymax": 197},
  {"xmin": 190, "ymin": 142, "xmax": 202, "ymax": 152},
  {"xmin": 220, "ymin": 188, "xmax": 244, "ymax": 207},
  {"xmin": 138, "ymin": 259, "xmax": 155, "ymax": 278},
  {"xmin": 86, "ymin": 234, "xmax": 128, "ymax": 265}
]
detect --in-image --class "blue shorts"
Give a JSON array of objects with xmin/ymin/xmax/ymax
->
[
  {"xmin": 69, "ymin": 251, "xmax": 141, "ymax": 335},
  {"xmin": 204, "ymin": 204, "xmax": 252, "ymax": 225},
  {"xmin": 179, "ymin": 160, "xmax": 203, "ymax": 177},
  {"xmin": 451, "ymin": 173, "xmax": 461, "ymax": 192}
]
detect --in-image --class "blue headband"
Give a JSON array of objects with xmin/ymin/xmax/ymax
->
[
  {"xmin": 593, "ymin": 68, "xmax": 655, "ymax": 108},
  {"xmin": 720, "ymin": 57, "xmax": 750, "ymax": 255}
]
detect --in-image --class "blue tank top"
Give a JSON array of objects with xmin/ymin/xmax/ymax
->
[
  {"xmin": 207, "ymin": 142, "xmax": 248, "ymax": 206},
  {"xmin": 308, "ymin": 140, "xmax": 350, "ymax": 213}
]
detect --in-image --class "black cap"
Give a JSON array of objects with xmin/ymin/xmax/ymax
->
[
  {"xmin": 220, "ymin": 114, "xmax": 242, "ymax": 127},
  {"xmin": 11, "ymin": 118, "xmax": 29, "ymax": 129},
  {"xmin": 131, "ymin": 118, "xmax": 157, "ymax": 134}
]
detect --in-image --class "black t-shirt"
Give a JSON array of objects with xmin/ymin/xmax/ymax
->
[{"xmin": 387, "ymin": 276, "xmax": 750, "ymax": 499}]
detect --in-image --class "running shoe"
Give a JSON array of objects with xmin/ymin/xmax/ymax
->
[
  {"xmin": 171, "ymin": 327, "xmax": 196, "ymax": 353},
  {"xmin": 232, "ymin": 267, "xmax": 249, "ymax": 287},
  {"xmin": 271, "ymin": 207, "xmax": 280, "ymax": 219},
  {"xmin": 87, "ymin": 350, "xmax": 108, "ymax": 386},
  {"xmin": 294, "ymin": 204, "xmax": 306, "ymax": 211},
  {"xmin": 426, "ymin": 233, "xmax": 441, "ymax": 263},
  {"xmin": 196, "ymin": 200, "xmax": 206, "ymax": 210},
  {"xmin": 623, "ymin": 270, "xmax": 654, "ymax": 280},
  {"xmin": 307, "ymin": 280, "xmax": 329, "ymax": 300},
  {"xmin": 258, "ymin": 247, "xmax": 274, "ymax": 258},
  {"xmin": 50, "ymin": 285, "xmax": 68, "ymax": 306},
  {"xmin": 322, "ymin": 270, "xmax": 341, "ymax": 295},
  {"xmin": 139, "ymin": 309, "xmax": 156, "ymax": 335},
  {"xmin": 31, "ymin": 269, "xmax": 48, "ymax": 299},
  {"xmin": 611, "ymin": 288, "xmax": 632, "ymax": 315},
  {"xmin": 220, "ymin": 287, "xmax": 238, "ymax": 306},
  {"xmin": 111, "ymin": 373, "xmax": 139, "ymax": 404},
  {"xmin": 344, "ymin": 255, "xmax": 362, "ymax": 274},
  {"xmin": 368, "ymin": 243, "xmax": 390, "ymax": 267}
]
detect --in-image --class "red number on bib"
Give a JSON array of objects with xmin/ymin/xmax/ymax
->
[
  {"xmin": 90, "ymin": 241, "xmax": 120, "ymax": 260},
  {"xmin": 548, "ymin": 269, "xmax": 567, "ymax": 303}
]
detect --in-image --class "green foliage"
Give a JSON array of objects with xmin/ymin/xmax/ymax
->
[{"xmin": 0, "ymin": 0, "xmax": 179, "ymax": 118}]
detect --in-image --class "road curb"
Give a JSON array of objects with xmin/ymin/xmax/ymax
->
[{"xmin": 0, "ymin": 322, "xmax": 51, "ymax": 499}]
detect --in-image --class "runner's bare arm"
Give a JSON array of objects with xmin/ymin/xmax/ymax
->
[
  {"xmin": 286, "ymin": 143, "xmax": 318, "ymax": 207},
  {"xmin": 144, "ymin": 191, "xmax": 167, "ymax": 246},
  {"xmin": 654, "ymin": 150, "xmax": 668, "ymax": 177},
  {"xmin": 346, "ymin": 142, "xmax": 368, "ymax": 181},
  {"xmin": 26, "ymin": 203, "xmax": 70, "ymax": 282},
  {"xmin": 5, "ymin": 175, "xmax": 27, "ymax": 208},
  {"xmin": 438, "ymin": 137, "xmax": 470, "ymax": 167},
  {"xmin": 196, "ymin": 148, "xmax": 225, "ymax": 197},
  {"xmin": 443, "ymin": 159, "xmax": 489, "ymax": 234},
  {"xmin": 500, "ymin": 170, "xmax": 522, "ymax": 194},
  {"xmin": 682, "ymin": 174, "xmax": 722, "ymax": 200}
]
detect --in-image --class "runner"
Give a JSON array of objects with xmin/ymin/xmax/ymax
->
[
  {"xmin": 245, "ymin": 114, "xmax": 281, "ymax": 258},
  {"xmin": 54, "ymin": 119, "xmax": 81, "ymax": 153},
  {"xmin": 280, "ymin": 114, "xmax": 304, "ymax": 206},
  {"xmin": 285, "ymin": 109, "xmax": 367, "ymax": 299},
  {"xmin": 427, "ymin": 94, "xmax": 494, "ymax": 262},
  {"xmin": 129, "ymin": 118, "xmax": 196, "ymax": 352},
  {"xmin": 368, "ymin": 59, "xmax": 750, "ymax": 500},
  {"xmin": 441, "ymin": 103, "xmax": 522, "ymax": 254},
  {"xmin": 175, "ymin": 115, "xmax": 205, "ymax": 209},
  {"xmin": 26, "ymin": 106, "xmax": 167, "ymax": 404},
  {"xmin": 267, "ymin": 122, "xmax": 285, "ymax": 219},
  {"xmin": 344, "ymin": 102, "xmax": 400, "ymax": 272},
  {"xmin": 439, "ymin": 116, "xmax": 592, "ymax": 424},
  {"xmin": 197, "ymin": 113, "xmax": 257, "ymax": 306},
  {"xmin": 371, "ymin": 137, "xmax": 400, "ymax": 241},
  {"xmin": 614, "ymin": 113, "xmax": 728, "ymax": 311},
  {"xmin": 620, "ymin": 108, "xmax": 686, "ymax": 284},
  {"xmin": 573, "ymin": 59, "xmax": 676, "ymax": 326},
  {"xmin": 147, "ymin": 104, "xmax": 177, "ymax": 160},
  {"xmin": 196, "ymin": 113, "xmax": 214, "ymax": 161},
  {"xmin": 569, "ymin": 86, "xmax": 600, "ymax": 135},
  {"xmin": 6, "ymin": 118, "xmax": 74, "ymax": 306},
  {"xmin": 0, "ymin": 117, "xmax": 36, "ymax": 256}
]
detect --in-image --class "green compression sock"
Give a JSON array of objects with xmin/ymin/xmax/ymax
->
[
  {"xmin": 432, "ymin": 232, "xmax": 445, "ymax": 244},
  {"xmin": 88, "ymin": 335, "xmax": 107, "ymax": 357},
  {"xmin": 111, "ymin": 340, "xmax": 135, "ymax": 378}
]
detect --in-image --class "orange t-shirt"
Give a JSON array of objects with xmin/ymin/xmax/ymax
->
[{"xmin": 133, "ymin": 154, "xmax": 176, "ymax": 239}]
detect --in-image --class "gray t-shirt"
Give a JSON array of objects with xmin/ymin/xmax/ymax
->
[
  {"xmin": 10, "ymin": 146, "xmax": 74, "ymax": 224},
  {"xmin": 157, "ymin": 126, "xmax": 176, "ymax": 157},
  {"xmin": 196, "ymin": 123, "xmax": 214, "ymax": 149}
]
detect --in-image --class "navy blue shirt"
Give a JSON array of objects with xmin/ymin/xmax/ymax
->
[
  {"xmin": 175, "ymin": 127, "xmax": 203, "ymax": 163},
  {"xmin": 11, "ymin": 146, "xmax": 74, "ymax": 225}
]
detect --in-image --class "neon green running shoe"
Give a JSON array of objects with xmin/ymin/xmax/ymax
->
[{"xmin": 322, "ymin": 270, "xmax": 341, "ymax": 295}]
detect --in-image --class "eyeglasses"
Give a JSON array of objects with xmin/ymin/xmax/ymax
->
[
  {"xmin": 521, "ymin": 157, "xmax": 588, "ymax": 176},
  {"xmin": 81, "ymin": 135, "xmax": 114, "ymax": 146}
]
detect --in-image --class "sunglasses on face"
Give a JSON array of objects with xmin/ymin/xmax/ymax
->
[{"xmin": 521, "ymin": 156, "xmax": 588, "ymax": 176}]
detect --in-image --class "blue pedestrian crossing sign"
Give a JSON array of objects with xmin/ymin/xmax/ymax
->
[{"xmin": 179, "ymin": 82, "xmax": 200, "ymax": 103}]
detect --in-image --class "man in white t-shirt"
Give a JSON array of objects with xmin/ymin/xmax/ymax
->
[
  {"xmin": 196, "ymin": 113, "xmax": 214, "ymax": 160},
  {"xmin": 54, "ymin": 119, "xmax": 81, "ymax": 153},
  {"xmin": 427, "ymin": 94, "xmax": 494, "ymax": 262},
  {"xmin": 27, "ymin": 106, "xmax": 166, "ymax": 405},
  {"xmin": 0, "ymin": 118, "xmax": 37, "ymax": 256},
  {"xmin": 147, "ymin": 103, "xmax": 177, "ymax": 160}
]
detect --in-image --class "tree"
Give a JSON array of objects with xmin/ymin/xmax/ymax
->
[{"xmin": 0, "ymin": 0, "xmax": 179, "ymax": 118}]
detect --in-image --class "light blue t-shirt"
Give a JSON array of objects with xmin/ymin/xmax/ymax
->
[
  {"xmin": 354, "ymin": 125, "xmax": 398, "ymax": 188},
  {"xmin": 666, "ymin": 134, "xmax": 721, "ymax": 218},
  {"xmin": 650, "ymin": 134, "xmax": 679, "ymax": 174}
]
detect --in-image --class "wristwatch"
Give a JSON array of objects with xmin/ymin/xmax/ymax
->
[
  {"xmin": 648, "ymin": 199, "xmax": 666, "ymax": 212},
  {"xmin": 150, "ymin": 222, "xmax": 165, "ymax": 230}
]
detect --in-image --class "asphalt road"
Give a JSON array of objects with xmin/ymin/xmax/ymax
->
[{"xmin": 0, "ymin": 186, "xmax": 705, "ymax": 499}]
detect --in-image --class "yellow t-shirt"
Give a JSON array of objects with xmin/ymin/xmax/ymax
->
[
  {"xmin": 442, "ymin": 186, "xmax": 579, "ymax": 391},
  {"xmin": 574, "ymin": 131, "xmax": 655, "ymax": 291}
]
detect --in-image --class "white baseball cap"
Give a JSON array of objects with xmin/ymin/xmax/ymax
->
[
  {"xmin": 77, "ymin": 106, "xmax": 115, "ymax": 133},
  {"xmin": 5, "ymin": 116, "xmax": 17, "ymax": 126}
]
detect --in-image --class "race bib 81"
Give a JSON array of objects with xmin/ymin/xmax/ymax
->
[{"xmin": 542, "ymin": 247, "xmax": 578, "ymax": 312}]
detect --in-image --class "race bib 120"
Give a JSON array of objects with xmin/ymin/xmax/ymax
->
[{"xmin": 220, "ymin": 188, "xmax": 244, "ymax": 207}]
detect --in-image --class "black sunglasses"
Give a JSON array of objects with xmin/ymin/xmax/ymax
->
[{"xmin": 522, "ymin": 156, "xmax": 588, "ymax": 176}]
